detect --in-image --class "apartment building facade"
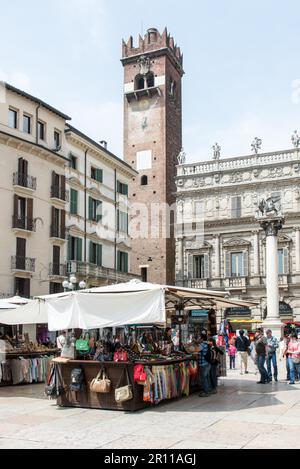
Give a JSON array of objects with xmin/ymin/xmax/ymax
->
[
  {"xmin": 175, "ymin": 148, "xmax": 300, "ymax": 327},
  {"xmin": 0, "ymin": 82, "xmax": 137, "ymax": 300}
]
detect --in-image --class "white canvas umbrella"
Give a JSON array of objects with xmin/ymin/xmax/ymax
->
[
  {"xmin": 0, "ymin": 301, "xmax": 19, "ymax": 310},
  {"xmin": 5, "ymin": 296, "xmax": 31, "ymax": 305}
]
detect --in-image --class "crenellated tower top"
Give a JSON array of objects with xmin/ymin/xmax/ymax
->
[{"xmin": 122, "ymin": 27, "xmax": 183, "ymax": 74}]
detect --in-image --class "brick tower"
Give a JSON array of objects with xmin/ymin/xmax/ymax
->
[{"xmin": 122, "ymin": 27, "xmax": 184, "ymax": 285}]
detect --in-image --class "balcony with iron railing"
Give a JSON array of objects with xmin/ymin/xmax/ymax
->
[
  {"xmin": 11, "ymin": 256, "xmax": 35, "ymax": 273},
  {"xmin": 67, "ymin": 261, "xmax": 140, "ymax": 283},
  {"xmin": 50, "ymin": 225, "xmax": 66, "ymax": 240},
  {"xmin": 12, "ymin": 215, "xmax": 36, "ymax": 232},
  {"xmin": 50, "ymin": 186, "xmax": 69, "ymax": 203},
  {"xmin": 13, "ymin": 172, "xmax": 37, "ymax": 191},
  {"xmin": 49, "ymin": 263, "xmax": 67, "ymax": 277}
]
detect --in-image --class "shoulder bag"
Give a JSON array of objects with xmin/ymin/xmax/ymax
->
[
  {"xmin": 90, "ymin": 368, "xmax": 111, "ymax": 394},
  {"xmin": 115, "ymin": 367, "xmax": 133, "ymax": 403}
]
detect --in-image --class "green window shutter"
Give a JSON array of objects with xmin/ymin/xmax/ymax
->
[
  {"xmin": 89, "ymin": 241, "xmax": 93, "ymax": 264},
  {"xmin": 96, "ymin": 169, "xmax": 103, "ymax": 183},
  {"xmin": 117, "ymin": 209, "xmax": 120, "ymax": 231},
  {"xmin": 70, "ymin": 189, "xmax": 78, "ymax": 215},
  {"xmin": 89, "ymin": 197, "xmax": 93, "ymax": 220},
  {"xmin": 96, "ymin": 244, "xmax": 102, "ymax": 267},
  {"xmin": 124, "ymin": 253, "xmax": 129, "ymax": 273},
  {"xmin": 117, "ymin": 181, "xmax": 121, "ymax": 194},
  {"xmin": 117, "ymin": 251, "xmax": 121, "ymax": 271},
  {"xmin": 96, "ymin": 201, "xmax": 102, "ymax": 222},
  {"xmin": 77, "ymin": 238, "xmax": 83, "ymax": 261},
  {"xmin": 68, "ymin": 236, "xmax": 72, "ymax": 261}
]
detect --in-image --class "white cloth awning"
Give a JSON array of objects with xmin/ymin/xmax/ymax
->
[{"xmin": 0, "ymin": 300, "xmax": 47, "ymax": 325}]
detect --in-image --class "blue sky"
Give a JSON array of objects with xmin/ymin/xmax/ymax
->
[{"xmin": 1, "ymin": 0, "xmax": 300, "ymax": 162}]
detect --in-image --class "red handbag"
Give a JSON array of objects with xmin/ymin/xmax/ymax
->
[
  {"xmin": 113, "ymin": 350, "xmax": 128, "ymax": 362},
  {"xmin": 134, "ymin": 364, "xmax": 147, "ymax": 383}
]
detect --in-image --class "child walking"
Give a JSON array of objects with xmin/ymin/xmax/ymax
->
[{"xmin": 229, "ymin": 343, "xmax": 237, "ymax": 370}]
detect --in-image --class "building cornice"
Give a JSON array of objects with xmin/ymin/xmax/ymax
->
[{"xmin": 0, "ymin": 130, "xmax": 68, "ymax": 165}]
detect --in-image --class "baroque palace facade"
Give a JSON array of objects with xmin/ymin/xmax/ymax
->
[{"xmin": 175, "ymin": 148, "xmax": 300, "ymax": 326}]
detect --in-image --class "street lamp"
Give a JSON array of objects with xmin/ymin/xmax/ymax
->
[{"xmin": 62, "ymin": 277, "xmax": 87, "ymax": 292}]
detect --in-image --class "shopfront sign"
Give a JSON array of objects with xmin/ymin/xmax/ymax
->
[
  {"xmin": 190, "ymin": 310, "xmax": 209, "ymax": 323},
  {"xmin": 225, "ymin": 307, "xmax": 251, "ymax": 318}
]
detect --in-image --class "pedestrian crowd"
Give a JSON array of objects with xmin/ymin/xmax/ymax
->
[{"xmin": 218, "ymin": 328, "xmax": 300, "ymax": 385}]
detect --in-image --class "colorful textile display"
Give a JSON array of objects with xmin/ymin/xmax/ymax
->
[
  {"xmin": 143, "ymin": 361, "xmax": 195, "ymax": 404},
  {"xmin": 0, "ymin": 355, "xmax": 55, "ymax": 385}
]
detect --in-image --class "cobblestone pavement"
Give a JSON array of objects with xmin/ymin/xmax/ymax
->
[{"xmin": 0, "ymin": 361, "xmax": 299, "ymax": 449}]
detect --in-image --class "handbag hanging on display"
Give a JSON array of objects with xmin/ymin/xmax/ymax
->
[
  {"xmin": 115, "ymin": 367, "xmax": 133, "ymax": 403},
  {"xmin": 90, "ymin": 368, "xmax": 111, "ymax": 394},
  {"xmin": 113, "ymin": 350, "xmax": 129, "ymax": 362},
  {"xmin": 75, "ymin": 338, "xmax": 90, "ymax": 354}
]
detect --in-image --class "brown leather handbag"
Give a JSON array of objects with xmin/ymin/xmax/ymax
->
[{"xmin": 90, "ymin": 368, "xmax": 111, "ymax": 394}]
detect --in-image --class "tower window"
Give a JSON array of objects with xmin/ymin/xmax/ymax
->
[
  {"xmin": 141, "ymin": 175, "xmax": 148, "ymax": 186},
  {"xmin": 135, "ymin": 75, "xmax": 145, "ymax": 90},
  {"xmin": 146, "ymin": 72, "xmax": 155, "ymax": 88}
]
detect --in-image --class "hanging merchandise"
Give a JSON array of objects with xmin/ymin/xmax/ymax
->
[
  {"xmin": 133, "ymin": 364, "xmax": 147, "ymax": 384},
  {"xmin": 113, "ymin": 349, "xmax": 129, "ymax": 363},
  {"xmin": 45, "ymin": 364, "xmax": 65, "ymax": 399},
  {"xmin": 0, "ymin": 355, "xmax": 55, "ymax": 386},
  {"xmin": 115, "ymin": 367, "xmax": 133, "ymax": 403},
  {"xmin": 70, "ymin": 368, "xmax": 85, "ymax": 392},
  {"xmin": 90, "ymin": 368, "xmax": 111, "ymax": 394}
]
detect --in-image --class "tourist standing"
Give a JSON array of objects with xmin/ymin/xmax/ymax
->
[
  {"xmin": 198, "ymin": 333, "xmax": 211, "ymax": 398},
  {"xmin": 228, "ymin": 342, "xmax": 237, "ymax": 370},
  {"xmin": 208, "ymin": 337, "xmax": 224, "ymax": 394},
  {"xmin": 266, "ymin": 329, "xmax": 279, "ymax": 382},
  {"xmin": 56, "ymin": 331, "xmax": 66, "ymax": 350},
  {"xmin": 236, "ymin": 330, "xmax": 250, "ymax": 375},
  {"xmin": 286, "ymin": 333, "xmax": 300, "ymax": 385},
  {"xmin": 255, "ymin": 330, "xmax": 270, "ymax": 384}
]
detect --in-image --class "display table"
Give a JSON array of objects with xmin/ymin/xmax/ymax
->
[{"xmin": 56, "ymin": 356, "xmax": 200, "ymax": 412}]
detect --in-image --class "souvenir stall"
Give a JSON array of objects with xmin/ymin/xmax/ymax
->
[
  {"xmin": 35, "ymin": 281, "xmax": 253, "ymax": 411},
  {"xmin": 0, "ymin": 299, "xmax": 58, "ymax": 387}
]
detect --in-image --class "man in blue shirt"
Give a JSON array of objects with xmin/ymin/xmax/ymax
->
[{"xmin": 199, "ymin": 332, "xmax": 211, "ymax": 397}]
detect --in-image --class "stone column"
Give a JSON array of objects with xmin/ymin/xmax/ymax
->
[
  {"xmin": 295, "ymin": 227, "xmax": 300, "ymax": 272},
  {"xmin": 259, "ymin": 217, "xmax": 285, "ymax": 339},
  {"xmin": 253, "ymin": 230, "xmax": 260, "ymax": 276}
]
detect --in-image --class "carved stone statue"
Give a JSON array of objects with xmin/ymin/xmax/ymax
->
[
  {"xmin": 257, "ymin": 196, "xmax": 282, "ymax": 217},
  {"xmin": 137, "ymin": 55, "xmax": 151, "ymax": 76},
  {"xmin": 292, "ymin": 130, "xmax": 300, "ymax": 149},
  {"xmin": 177, "ymin": 148, "xmax": 186, "ymax": 165},
  {"xmin": 251, "ymin": 138, "xmax": 262, "ymax": 155},
  {"xmin": 212, "ymin": 143, "xmax": 221, "ymax": 160}
]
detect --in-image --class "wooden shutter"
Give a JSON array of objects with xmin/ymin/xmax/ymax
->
[
  {"xmin": 243, "ymin": 251, "xmax": 248, "ymax": 277},
  {"xmin": 27, "ymin": 198, "xmax": 33, "ymax": 231},
  {"xmin": 89, "ymin": 241, "xmax": 94, "ymax": 264},
  {"xmin": 117, "ymin": 251, "xmax": 121, "ymax": 271},
  {"xmin": 67, "ymin": 236, "xmax": 72, "ymax": 261},
  {"xmin": 14, "ymin": 194, "xmax": 18, "ymax": 217},
  {"xmin": 96, "ymin": 244, "xmax": 102, "ymax": 267},
  {"xmin": 71, "ymin": 189, "xmax": 78, "ymax": 215},
  {"xmin": 96, "ymin": 169, "xmax": 103, "ymax": 183},
  {"xmin": 204, "ymin": 254, "xmax": 209, "ymax": 279},
  {"xmin": 225, "ymin": 252, "xmax": 231, "ymax": 277},
  {"xmin": 117, "ymin": 181, "xmax": 121, "ymax": 194},
  {"xmin": 124, "ymin": 252, "xmax": 128, "ymax": 273},
  {"xmin": 16, "ymin": 237, "xmax": 26, "ymax": 270},
  {"xmin": 61, "ymin": 174, "xmax": 66, "ymax": 192},
  {"xmin": 60, "ymin": 209, "xmax": 66, "ymax": 240},
  {"xmin": 23, "ymin": 159, "xmax": 28, "ymax": 177},
  {"xmin": 53, "ymin": 245, "xmax": 60, "ymax": 265},
  {"xmin": 124, "ymin": 184, "xmax": 128, "ymax": 196},
  {"xmin": 77, "ymin": 238, "xmax": 83, "ymax": 261},
  {"xmin": 283, "ymin": 248, "xmax": 289, "ymax": 274},
  {"xmin": 89, "ymin": 197, "xmax": 93, "ymax": 220},
  {"xmin": 18, "ymin": 157, "xmax": 23, "ymax": 174}
]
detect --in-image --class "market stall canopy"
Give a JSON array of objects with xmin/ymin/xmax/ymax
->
[
  {"xmin": 0, "ymin": 281, "xmax": 257, "ymax": 330},
  {"xmin": 0, "ymin": 301, "xmax": 19, "ymax": 310},
  {"xmin": 0, "ymin": 299, "xmax": 46, "ymax": 325},
  {"xmin": 4, "ymin": 296, "xmax": 31, "ymax": 305}
]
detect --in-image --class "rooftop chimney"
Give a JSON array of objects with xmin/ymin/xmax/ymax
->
[{"xmin": 100, "ymin": 140, "xmax": 108, "ymax": 150}]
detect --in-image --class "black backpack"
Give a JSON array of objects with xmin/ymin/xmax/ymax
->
[
  {"xmin": 70, "ymin": 368, "xmax": 85, "ymax": 392},
  {"xmin": 204, "ymin": 345, "xmax": 214, "ymax": 364}
]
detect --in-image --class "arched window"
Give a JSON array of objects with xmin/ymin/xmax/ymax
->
[
  {"xmin": 135, "ymin": 75, "xmax": 145, "ymax": 91},
  {"xmin": 141, "ymin": 175, "xmax": 148, "ymax": 186},
  {"xmin": 146, "ymin": 72, "xmax": 155, "ymax": 88}
]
